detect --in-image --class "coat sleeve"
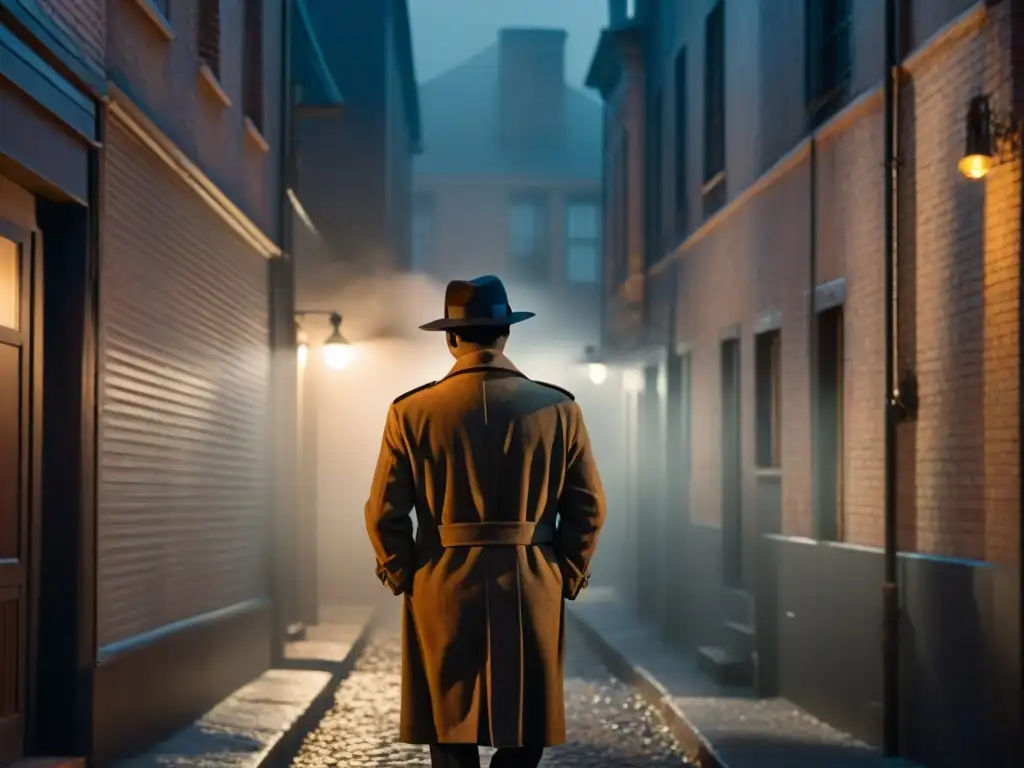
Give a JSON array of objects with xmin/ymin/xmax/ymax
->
[
  {"xmin": 557, "ymin": 403, "xmax": 607, "ymax": 600},
  {"xmin": 365, "ymin": 404, "xmax": 417, "ymax": 595}
]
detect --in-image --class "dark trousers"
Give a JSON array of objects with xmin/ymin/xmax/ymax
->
[{"xmin": 429, "ymin": 743, "xmax": 544, "ymax": 768}]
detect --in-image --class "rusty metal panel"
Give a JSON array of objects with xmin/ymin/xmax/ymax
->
[{"xmin": 97, "ymin": 120, "xmax": 271, "ymax": 649}]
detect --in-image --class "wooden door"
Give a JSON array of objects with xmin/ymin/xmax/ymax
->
[{"xmin": 0, "ymin": 219, "xmax": 35, "ymax": 763}]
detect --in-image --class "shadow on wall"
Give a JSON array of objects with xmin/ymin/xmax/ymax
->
[{"xmin": 305, "ymin": 268, "xmax": 626, "ymax": 607}]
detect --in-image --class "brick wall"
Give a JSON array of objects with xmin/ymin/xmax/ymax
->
[
  {"xmin": 106, "ymin": 0, "xmax": 282, "ymax": 236},
  {"xmin": 666, "ymin": 4, "xmax": 1019, "ymax": 564},
  {"xmin": 36, "ymin": 0, "xmax": 105, "ymax": 64}
]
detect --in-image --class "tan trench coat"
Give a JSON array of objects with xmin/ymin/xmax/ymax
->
[{"xmin": 364, "ymin": 349, "xmax": 606, "ymax": 747}]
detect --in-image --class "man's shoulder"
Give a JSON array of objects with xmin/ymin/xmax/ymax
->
[
  {"xmin": 392, "ymin": 381, "xmax": 437, "ymax": 406},
  {"xmin": 528, "ymin": 379, "xmax": 575, "ymax": 402}
]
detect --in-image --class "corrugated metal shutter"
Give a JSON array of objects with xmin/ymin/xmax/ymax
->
[{"xmin": 97, "ymin": 120, "xmax": 271, "ymax": 649}]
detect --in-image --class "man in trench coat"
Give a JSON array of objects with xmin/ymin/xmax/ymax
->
[{"xmin": 365, "ymin": 275, "xmax": 607, "ymax": 768}]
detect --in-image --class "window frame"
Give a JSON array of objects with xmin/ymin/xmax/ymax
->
[
  {"xmin": 242, "ymin": 0, "xmax": 264, "ymax": 131},
  {"xmin": 702, "ymin": 1, "xmax": 725, "ymax": 186},
  {"xmin": 506, "ymin": 194, "xmax": 550, "ymax": 282},
  {"xmin": 411, "ymin": 194, "xmax": 435, "ymax": 272},
  {"xmin": 673, "ymin": 46, "xmax": 688, "ymax": 238},
  {"xmin": 198, "ymin": 0, "xmax": 222, "ymax": 79},
  {"xmin": 563, "ymin": 198, "xmax": 602, "ymax": 285},
  {"xmin": 754, "ymin": 329, "xmax": 782, "ymax": 469},
  {"xmin": 805, "ymin": 0, "xmax": 853, "ymax": 127}
]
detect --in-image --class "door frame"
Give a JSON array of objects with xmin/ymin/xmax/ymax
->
[{"xmin": 0, "ymin": 216, "xmax": 42, "ymax": 764}]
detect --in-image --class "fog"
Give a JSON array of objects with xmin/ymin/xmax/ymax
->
[{"xmin": 301, "ymin": 272, "xmax": 633, "ymax": 610}]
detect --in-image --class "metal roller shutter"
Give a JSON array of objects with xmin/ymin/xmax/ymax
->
[{"xmin": 97, "ymin": 119, "xmax": 271, "ymax": 649}]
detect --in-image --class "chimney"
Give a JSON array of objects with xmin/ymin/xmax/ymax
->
[
  {"xmin": 608, "ymin": 0, "xmax": 627, "ymax": 26},
  {"xmin": 498, "ymin": 28, "xmax": 567, "ymax": 147}
]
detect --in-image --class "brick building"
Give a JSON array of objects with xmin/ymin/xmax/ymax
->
[
  {"xmin": 1, "ymin": 0, "xmax": 295, "ymax": 763},
  {"xmin": 413, "ymin": 27, "xmax": 603, "ymax": 336},
  {"xmin": 588, "ymin": 0, "xmax": 1022, "ymax": 765}
]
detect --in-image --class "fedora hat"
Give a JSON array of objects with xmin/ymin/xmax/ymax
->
[{"xmin": 420, "ymin": 275, "xmax": 535, "ymax": 331}]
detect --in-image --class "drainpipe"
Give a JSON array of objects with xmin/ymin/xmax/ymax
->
[
  {"xmin": 269, "ymin": 0, "xmax": 296, "ymax": 662},
  {"xmin": 882, "ymin": 0, "xmax": 902, "ymax": 755}
]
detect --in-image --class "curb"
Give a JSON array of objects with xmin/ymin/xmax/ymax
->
[
  {"xmin": 566, "ymin": 607, "xmax": 728, "ymax": 768},
  {"xmin": 259, "ymin": 608, "xmax": 380, "ymax": 768}
]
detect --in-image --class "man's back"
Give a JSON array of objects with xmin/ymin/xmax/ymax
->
[{"xmin": 365, "ymin": 349, "xmax": 606, "ymax": 751}]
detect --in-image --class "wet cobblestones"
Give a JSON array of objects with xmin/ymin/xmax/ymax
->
[{"xmin": 290, "ymin": 625, "xmax": 690, "ymax": 767}]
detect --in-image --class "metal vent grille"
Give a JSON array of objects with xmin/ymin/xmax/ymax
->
[{"xmin": 97, "ymin": 120, "xmax": 271, "ymax": 649}]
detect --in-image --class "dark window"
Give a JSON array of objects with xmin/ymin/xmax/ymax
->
[
  {"xmin": 507, "ymin": 195, "xmax": 549, "ymax": 282},
  {"xmin": 755, "ymin": 330, "xmax": 782, "ymax": 468},
  {"xmin": 647, "ymin": 87, "xmax": 664, "ymax": 267},
  {"xmin": 564, "ymin": 200, "xmax": 601, "ymax": 284},
  {"xmin": 243, "ymin": 0, "xmax": 264, "ymax": 130},
  {"xmin": 806, "ymin": 0, "xmax": 853, "ymax": 126},
  {"xmin": 198, "ymin": 0, "xmax": 221, "ymax": 77},
  {"xmin": 411, "ymin": 195, "xmax": 434, "ymax": 272},
  {"xmin": 814, "ymin": 305, "xmax": 844, "ymax": 540},
  {"xmin": 616, "ymin": 131, "xmax": 630, "ymax": 285},
  {"xmin": 703, "ymin": 2, "xmax": 725, "ymax": 185},
  {"xmin": 673, "ymin": 47, "xmax": 688, "ymax": 237}
]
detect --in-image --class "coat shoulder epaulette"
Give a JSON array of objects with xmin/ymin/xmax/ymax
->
[
  {"xmin": 533, "ymin": 380, "xmax": 575, "ymax": 401},
  {"xmin": 392, "ymin": 381, "xmax": 436, "ymax": 405}
]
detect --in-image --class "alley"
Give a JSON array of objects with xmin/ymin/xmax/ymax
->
[{"xmin": 289, "ymin": 623, "xmax": 690, "ymax": 767}]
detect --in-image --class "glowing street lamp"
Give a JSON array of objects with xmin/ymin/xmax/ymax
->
[
  {"xmin": 588, "ymin": 362, "xmax": 609, "ymax": 385},
  {"xmin": 322, "ymin": 312, "xmax": 354, "ymax": 371},
  {"xmin": 958, "ymin": 94, "xmax": 1019, "ymax": 181},
  {"xmin": 295, "ymin": 310, "xmax": 354, "ymax": 370}
]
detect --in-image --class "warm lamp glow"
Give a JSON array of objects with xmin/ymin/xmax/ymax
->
[
  {"xmin": 588, "ymin": 362, "xmax": 609, "ymax": 385},
  {"xmin": 622, "ymin": 369, "xmax": 644, "ymax": 394},
  {"xmin": 323, "ymin": 341, "xmax": 354, "ymax": 371},
  {"xmin": 958, "ymin": 153, "xmax": 992, "ymax": 180},
  {"xmin": 297, "ymin": 342, "xmax": 309, "ymax": 367}
]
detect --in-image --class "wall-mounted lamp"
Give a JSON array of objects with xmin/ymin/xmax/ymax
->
[
  {"xmin": 958, "ymin": 94, "xmax": 1020, "ymax": 180},
  {"xmin": 582, "ymin": 345, "xmax": 609, "ymax": 386},
  {"xmin": 295, "ymin": 310, "xmax": 354, "ymax": 371}
]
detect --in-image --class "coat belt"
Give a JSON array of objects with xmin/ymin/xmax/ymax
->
[{"xmin": 438, "ymin": 521, "xmax": 555, "ymax": 547}]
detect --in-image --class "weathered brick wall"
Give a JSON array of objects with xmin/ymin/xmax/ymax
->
[
  {"xmin": 672, "ymin": 3, "xmax": 1019, "ymax": 563},
  {"xmin": 36, "ymin": 0, "xmax": 105, "ymax": 64},
  {"xmin": 106, "ymin": 0, "xmax": 282, "ymax": 236}
]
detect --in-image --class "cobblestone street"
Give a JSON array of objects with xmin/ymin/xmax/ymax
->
[{"xmin": 290, "ymin": 624, "xmax": 690, "ymax": 767}]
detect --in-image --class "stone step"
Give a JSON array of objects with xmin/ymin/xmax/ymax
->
[
  {"xmin": 10, "ymin": 759, "xmax": 86, "ymax": 768},
  {"xmin": 722, "ymin": 619, "xmax": 756, "ymax": 658},
  {"xmin": 696, "ymin": 644, "xmax": 754, "ymax": 687},
  {"xmin": 721, "ymin": 587, "xmax": 754, "ymax": 626}
]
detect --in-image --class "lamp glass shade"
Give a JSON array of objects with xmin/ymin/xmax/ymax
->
[
  {"xmin": 297, "ymin": 343, "xmax": 309, "ymax": 367},
  {"xmin": 960, "ymin": 96, "xmax": 994, "ymax": 180},
  {"xmin": 588, "ymin": 362, "xmax": 609, "ymax": 385},
  {"xmin": 958, "ymin": 153, "xmax": 992, "ymax": 180},
  {"xmin": 322, "ymin": 338, "xmax": 354, "ymax": 370}
]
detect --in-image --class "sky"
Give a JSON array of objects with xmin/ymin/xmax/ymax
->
[{"xmin": 408, "ymin": 0, "xmax": 609, "ymax": 90}]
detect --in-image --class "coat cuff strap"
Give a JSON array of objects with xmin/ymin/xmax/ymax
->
[{"xmin": 560, "ymin": 557, "xmax": 591, "ymax": 601}]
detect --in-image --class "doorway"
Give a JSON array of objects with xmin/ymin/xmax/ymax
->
[
  {"xmin": 814, "ymin": 306, "xmax": 844, "ymax": 540},
  {"xmin": 720, "ymin": 337, "xmax": 743, "ymax": 588},
  {"xmin": 665, "ymin": 351, "xmax": 691, "ymax": 642},
  {"xmin": 0, "ymin": 218, "xmax": 37, "ymax": 763}
]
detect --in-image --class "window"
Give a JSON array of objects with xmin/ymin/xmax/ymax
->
[
  {"xmin": 0, "ymin": 237, "xmax": 18, "ymax": 330},
  {"xmin": 702, "ymin": 1, "xmax": 725, "ymax": 217},
  {"xmin": 673, "ymin": 47, "xmax": 688, "ymax": 237},
  {"xmin": 243, "ymin": 0, "xmax": 264, "ymax": 130},
  {"xmin": 615, "ymin": 131, "xmax": 630, "ymax": 284},
  {"xmin": 507, "ymin": 196, "xmax": 548, "ymax": 282},
  {"xmin": 755, "ymin": 330, "xmax": 782, "ymax": 468},
  {"xmin": 647, "ymin": 87, "xmax": 663, "ymax": 266},
  {"xmin": 151, "ymin": 0, "xmax": 169, "ymax": 17},
  {"xmin": 564, "ymin": 200, "xmax": 600, "ymax": 284},
  {"xmin": 806, "ymin": 0, "xmax": 852, "ymax": 126},
  {"xmin": 814, "ymin": 305, "xmax": 844, "ymax": 540},
  {"xmin": 198, "ymin": 0, "xmax": 221, "ymax": 78},
  {"xmin": 411, "ymin": 195, "xmax": 434, "ymax": 271}
]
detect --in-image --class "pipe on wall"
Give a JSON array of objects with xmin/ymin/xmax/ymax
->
[{"xmin": 881, "ymin": 0, "xmax": 902, "ymax": 755}]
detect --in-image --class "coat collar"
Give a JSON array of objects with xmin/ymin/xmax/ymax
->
[{"xmin": 444, "ymin": 349, "xmax": 523, "ymax": 380}]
